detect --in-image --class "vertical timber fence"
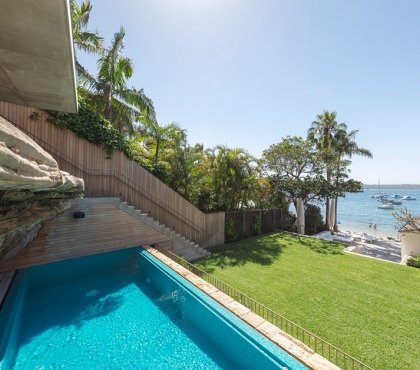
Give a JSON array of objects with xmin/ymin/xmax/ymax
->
[
  {"xmin": 225, "ymin": 208, "xmax": 293, "ymax": 243},
  {"xmin": 0, "ymin": 102, "xmax": 224, "ymax": 248}
]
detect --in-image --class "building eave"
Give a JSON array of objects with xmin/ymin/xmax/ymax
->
[{"xmin": 0, "ymin": 0, "xmax": 78, "ymax": 113}]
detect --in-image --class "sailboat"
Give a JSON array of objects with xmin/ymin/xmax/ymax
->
[{"xmin": 370, "ymin": 179, "xmax": 387, "ymax": 199}]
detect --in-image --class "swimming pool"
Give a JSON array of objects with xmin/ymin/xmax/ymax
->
[{"xmin": 0, "ymin": 248, "xmax": 307, "ymax": 369}]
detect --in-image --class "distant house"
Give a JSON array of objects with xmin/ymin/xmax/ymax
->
[{"xmin": 400, "ymin": 216, "xmax": 420, "ymax": 262}]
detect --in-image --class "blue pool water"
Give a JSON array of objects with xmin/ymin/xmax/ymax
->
[{"xmin": 0, "ymin": 248, "xmax": 307, "ymax": 369}]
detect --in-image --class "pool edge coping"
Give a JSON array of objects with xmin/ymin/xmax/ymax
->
[{"xmin": 144, "ymin": 246, "xmax": 340, "ymax": 370}]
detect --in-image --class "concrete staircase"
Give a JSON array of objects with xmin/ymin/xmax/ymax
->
[{"xmin": 117, "ymin": 199, "xmax": 210, "ymax": 261}]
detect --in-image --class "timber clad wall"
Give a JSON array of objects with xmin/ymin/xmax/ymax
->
[{"xmin": 0, "ymin": 102, "xmax": 225, "ymax": 248}]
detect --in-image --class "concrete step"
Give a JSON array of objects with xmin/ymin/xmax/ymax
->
[{"xmin": 117, "ymin": 199, "xmax": 210, "ymax": 261}]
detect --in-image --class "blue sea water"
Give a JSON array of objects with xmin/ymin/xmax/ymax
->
[
  {"xmin": 337, "ymin": 188, "xmax": 420, "ymax": 238},
  {"xmin": 0, "ymin": 248, "xmax": 306, "ymax": 370}
]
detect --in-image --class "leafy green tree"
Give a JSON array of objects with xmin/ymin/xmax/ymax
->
[
  {"xmin": 205, "ymin": 146, "xmax": 258, "ymax": 211},
  {"xmin": 80, "ymin": 27, "xmax": 155, "ymax": 134},
  {"xmin": 262, "ymin": 136, "xmax": 325, "ymax": 233},
  {"xmin": 170, "ymin": 144, "xmax": 208, "ymax": 202},
  {"xmin": 305, "ymin": 204, "xmax": 325, "ymax": 235},
  {"xmin": 184, "ymin": 145, "xmax": 215, "ymax": 211}
]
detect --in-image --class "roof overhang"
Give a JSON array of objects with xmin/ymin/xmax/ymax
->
[{"xmin": 0, "ymin": 0, "xmax": 78, "ymax": 113}]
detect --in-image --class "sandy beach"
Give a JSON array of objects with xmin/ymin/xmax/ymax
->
[
  {"xmin": 336, "ymin": 221, "xmax": 399, "ymax": 240},
  {"xmin": 314, "ymin": 229, "xmax": 402, "ymax": 263}
]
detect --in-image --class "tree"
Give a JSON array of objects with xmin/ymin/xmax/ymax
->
[
  {"xmin": 307, "ymin": 111, "xmax": 371, "ymax": 231},
  {"xmin": 165, "ymin": 143, "xmax": 201, "ymax": 199},
  {"xmin": 331, "ymin": 127, "xmax": 372, "ymax": 230},
  {"xmin": 139, "ymin": 116, "xmax": 186, "ymax": 166},
  {"xmin": 207, "ymin": 146, "xmax": 258, "ymax": 211},
  {"xmin": 71, "ymin": 0, "xmax": 103, "ymax": 78},
  {"xmin": 393, "ymin": 208, "xmax": 420, "ymax": 234},
  {"xmin": 71, "ymin": 0, "xmax": 102, "ymax": 54},
  {"xmin": 80, "ymin": 27, "xmax": 155, "ymax": 134},
  {"xmin": 307, "ymin": 111, "xmax": 344, "ymax": 229},
  {"xmin": 261, "ymin": 136, "xmax": 325, "ymax": 234}
]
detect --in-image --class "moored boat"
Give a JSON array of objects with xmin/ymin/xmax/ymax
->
[
  {"xmin": 402, "ymin": 195, "xmax": 416, "ymax": 200},
  {"xmin": 378, "ymin": 203, "xmax": 394, "ymax": 209},
  {"xmin": 372, "ymin": 194, "xmax": 388, "ymax": 200},
  {"xmin": 389, "ymin": 199, "xmax": 402, "ymax": 205}
]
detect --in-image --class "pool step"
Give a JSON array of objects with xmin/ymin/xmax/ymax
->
[{"xmin": 118, "ymin": 200, "xmax": 210, "ymax": 261}]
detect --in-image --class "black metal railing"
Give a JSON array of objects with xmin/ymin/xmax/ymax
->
[{"xmin": 165, "ymin": 250, "xmax": 373, "ymax": 370}]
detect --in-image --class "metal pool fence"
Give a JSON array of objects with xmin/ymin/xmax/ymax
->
[{"xmin": 166, "ymin": 251, "xmax": 373, "ymax": 370}]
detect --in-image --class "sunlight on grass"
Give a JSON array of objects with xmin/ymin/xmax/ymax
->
[{"xmin": 195, "ymin": 232, "xmax": 420, "ymax": 370}]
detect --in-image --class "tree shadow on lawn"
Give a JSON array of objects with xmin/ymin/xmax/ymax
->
[
  {"xmin": 198, "ymin": 233, "xmax": 344, "ymax": 273},
  {"xmin": 199, "ymin": 233, "xmax": 285, "ymax": 273},
  {"xmin": 294, "ymin": 234, "xmax": 344, "ymax": 255}
]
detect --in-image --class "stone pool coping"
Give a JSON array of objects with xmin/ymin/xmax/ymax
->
[{"xmin": 144, "ymin": 246, "xmax": 340, "ymax": 370}]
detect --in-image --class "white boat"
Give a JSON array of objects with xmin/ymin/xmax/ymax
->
[
  {"xmin": 391, "ymin": 194, "xmax": 402, "ymax": 199},
  {"xmin": 389, "ymin": 199, "xmax": 402, "ymax": 205},
  {"xmin": 402, "ymin": 195, "xmax": 416, "ymax": 200},
  {"xmin": 378, "ymin": 203, "xmax": 394, "ymax": 209},
  {"xmin": 372, "ymin": 194, "xmax": 388, "ymax": 200}
]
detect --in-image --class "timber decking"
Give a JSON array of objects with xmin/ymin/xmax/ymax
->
[
  {"xmin": 0, "ymin": 270, "xmax": 16, "ymax": 307},
  {"xmin": 0, "ymin": 199, "xmax": 175, "ymax": 273},
  {"xmin": 0, "ymin": 101, "xmax": 225, "ymax": 248}
]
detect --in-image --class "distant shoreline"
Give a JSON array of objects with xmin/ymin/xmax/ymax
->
[{"xmin": 363, "ymin": 184, "xmax": 420, "ymax": 190}]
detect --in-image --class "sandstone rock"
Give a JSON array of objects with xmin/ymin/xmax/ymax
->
[
  {"xmin": 0, "ymin": 116, "xmax": 62, "ymax": 190},
  {"xmin": 0, "ymin": 115, "xmax": 84, "ymax": 262}
]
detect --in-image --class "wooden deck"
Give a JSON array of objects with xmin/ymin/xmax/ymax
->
[
  {"xmin": 0, "ymin": 101, "xmax": 226, "ymax": 248},
  {"xmin": 0, "ymin": 198, "xmax": 175, "ymax": 272}
]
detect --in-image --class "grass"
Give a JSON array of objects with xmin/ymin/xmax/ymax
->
[{"xmin": 194, "ymin": 232, "xmax": 420, "ymax": 370}]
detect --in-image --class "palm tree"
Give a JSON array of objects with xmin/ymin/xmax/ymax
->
[
  {"xmin": 71, "ymin": 0, "xmax": 103, "ymax": 77},
  {"xmin": 208, "ymin": 146, "xmax": 257, "ymax": 211},
  {"xmin": 307, "ymin": 111, "xmax": 344, "ymax": 229},
  {"xmin": 332, "ymin": 127, "xmax": 372, "ymax": 230},
  {"xmin": 139, "ymin": 115, "xmax": 186, "ymax": 166},
  {"xmin": 80, "ymin": 27, "xmax": 155, "ymax": 134}
]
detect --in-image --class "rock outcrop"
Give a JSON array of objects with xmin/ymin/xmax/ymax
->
[{"xmin": 0, "ymin": 115, "xmax": 84, "ymax": 261}]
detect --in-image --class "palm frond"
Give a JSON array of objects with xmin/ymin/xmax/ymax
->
[
  {"xmin": 118, "ymin": 88, "xmax": 156, "ymax": 120},
  {"xmin": 76, "ymin": 61, "xmax": 99, "ymax": 89},
  {"xmin": 71, "ymin": 0, "xmax": 103, "ymax": 54}
]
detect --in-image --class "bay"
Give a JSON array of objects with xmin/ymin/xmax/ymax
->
[{"xmin": 337, "ymin": 188, "xmax": 420, "ymax": 238}]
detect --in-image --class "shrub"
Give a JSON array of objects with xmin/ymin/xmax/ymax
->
[
  {"xmin": 47, "ymin": 98, "xmax": 156, "ymax": 175},
  {"xmin": 252, "ymin": 215, "xmax": 262, "ymax": 235},
  {"xmin": 407, "ymin": 256, "xmax": 420, "ymax": 269},
  {"xmin": 305, "ymin": 203, "xmax": 325, "ymax": 235},
  {"xmin": 225, "ymin": 217, "xmax": 239, "ymax": 243}
]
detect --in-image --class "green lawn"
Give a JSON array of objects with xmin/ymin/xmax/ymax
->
[{"xmin": 194, "ymin": 232, "xmax": 420, "ymax": 370}]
